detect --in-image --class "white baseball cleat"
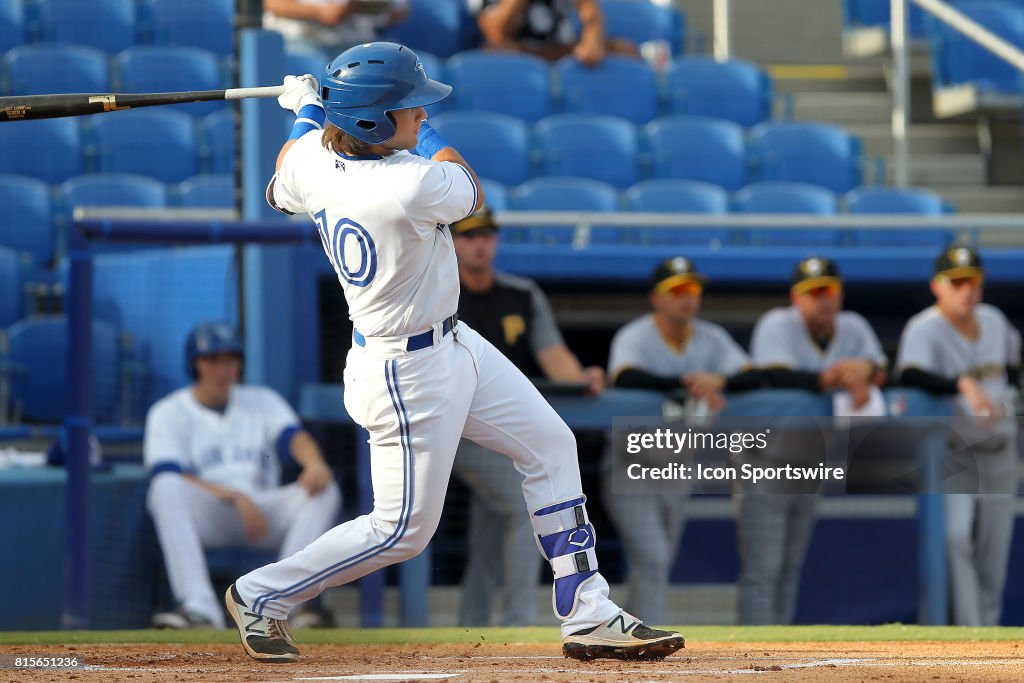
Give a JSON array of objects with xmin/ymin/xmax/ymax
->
[
  {"xmin": 224, "ymin": 584, "xmax": 299, "ymax": 663},
  {"xmin": 562, "ymin": 611, "xmax": 685, "ymax": 661}
]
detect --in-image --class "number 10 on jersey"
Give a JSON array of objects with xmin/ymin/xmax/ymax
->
[{"xmin": 314, "ymin": 209, "xmax": 378, "ymax": 288}]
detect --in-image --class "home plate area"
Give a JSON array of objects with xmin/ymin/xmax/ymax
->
[{"xmin": 3, "ymin": 642, "xmax": 1024, "ymax": 682}]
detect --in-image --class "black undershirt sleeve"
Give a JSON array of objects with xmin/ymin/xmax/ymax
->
[
  {"xmin": 724, "ymin": 369, "xmax": 766, "ymax": 393},
  {"xmin": 614, "ymin": 368, "xmax": 682, "ymax": 392},
  {"xmin": 898, "ymin": 367, "xmax": 959, "ymax": 395},
  {"xmin": 763, "ymin": 368, "xmax": 823, "ymax": 393}
]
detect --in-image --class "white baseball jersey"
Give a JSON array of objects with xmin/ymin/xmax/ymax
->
[
  {"xmin": 896, "ymin": 303, "xmax": 1021, "ymax": 418},
  {"xmin": 751, "ymin": 306, "xmax": 887, "ymax": 371},
  {"xmin": 609, "ymin": 314, "xmax": 750, "ymax": 380},
  {"xmin": 144, "ymin": 385, "xmax": 301, "ymax": 494},
  {"xmin": 270, "ymin": 132, "xmax": 477, "ymax": 337}
]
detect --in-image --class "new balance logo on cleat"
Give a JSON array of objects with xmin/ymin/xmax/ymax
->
[
  {"xmin": 244, "ymin": 612, "xmax": 263, "ymax": 634},
  {"xmin": 562, "ymin": 611, "xmax": 685, "ymax": 661},
  {"xmin": 225, "ymin": 584, "xmax": 299, "ymax": 663},
  {"xmin": 608, "ymin": 614, "xmax": 637, "ymax": 634}
]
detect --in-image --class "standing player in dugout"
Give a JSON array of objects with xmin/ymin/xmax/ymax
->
[{"xmin": 222, "ymin": 42, "xmax": 685, "ymax": 663}]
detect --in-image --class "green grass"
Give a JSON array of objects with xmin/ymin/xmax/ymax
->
[{"xmin": 2, "ymin": 625, "xmax": 1024, "ymax": 646}]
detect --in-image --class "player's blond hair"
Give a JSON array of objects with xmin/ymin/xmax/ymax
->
[{"xmin": 321, "ymin": 122, "xmax": 374, "ymax": 157}]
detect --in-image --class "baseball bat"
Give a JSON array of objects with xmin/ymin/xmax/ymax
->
[{"xmin": 0, "ymin": 86, "xmax": 286, "ymax": 122}]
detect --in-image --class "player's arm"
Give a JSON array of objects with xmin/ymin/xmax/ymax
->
[
  {"xmin": 476, "ymin": 0, "xmax": 529, "ymax": 46},
  {"xmin": 416, "ymin": 123, "xmax": 485, "ymax": 213},
  {"xmin": 287, "ymin": 429, "xmax": 334, "ymax": 495},
  {"xmin": 573, "ymin": 0, "xmax": 609, "ymax": 66},
  {"xmin": 275, "ymin": 75, "xmax": 325, "ymax": 171}
]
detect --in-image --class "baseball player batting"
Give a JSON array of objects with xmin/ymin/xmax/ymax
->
[{"xmin": 222, "ymin": 42, "xmax": 685, "ymax": 663}]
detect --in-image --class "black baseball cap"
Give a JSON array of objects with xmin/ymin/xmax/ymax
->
[
  {"xmin": 451, "ymin": 207, "xmax": 498, "ymax": 237},
  {"xmin": 650, "ymin": 256, "xmax": 707, "ymax": 293},
  {"xmin": 934, "ymin": 244, "xmax": 983, "ymax": 279},
  {"xmin": 791, "ymin": 256, "xmax": 841, "ymax": 295}
]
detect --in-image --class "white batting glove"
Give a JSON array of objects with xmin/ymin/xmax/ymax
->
[{"xmin": 278, "ymin": 74, "xmax": 322, "ymax": 115}]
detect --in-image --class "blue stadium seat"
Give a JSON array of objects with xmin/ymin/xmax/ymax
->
[
  {"xmin": 512, "ymin": 177, "xmax": 620, "ymax": 245},
  {"xmin": 382, "ymin": 0, "xmax": 471, "ymax": 58},
  {"xmin": 431, "ymin": 111, "xmax": 531, "ymax": 187},
  {"xmin": 734, "ymin": 181, "xmax": 841, "ymax": 246},
  {"xmin": 556, "ymin": 55, "xmax": 660, "ymax": 125},
  {"xmin": 88, "ymin": 110, "xmax": 198, "ymax": 183},
  {"xmin": 446, "ymin": 50, "xmax": 551, "ymax": 123},
  {"xmin": 116, "ymin": 46, "xmax": 226, "ymax": 117},
  {"xmin": 200, "ymin": 109, "xmax": 235, "ymax": 174},
  {"xmin": 0, "ymin": 118, "xmax": 82, "ymax": 184},
  {"xmin": 175, "ymin": 174, "xmax": 235, "ymax": 208},
  {"xmin": 0, "ymin": 0, "xmax": 27, "ymax": 53},
  {"xmin": 843, "ymin": 0, "xmax": 928, "ymax": 37},
  {"xmin": 478, "ymin": 178, "xmax": 508, "ymax": 212},
  {"xmin": 667, "ymin": 56, "xmax": 772, "ymax": 127},
  {"xmin": 58, "ymin": 174, "xmax": 168, "ymax": 218},
  {"xmin": 927, "ymin": 1, "xmax": 1024, "ymax": 93},
  {"xmin": 38, "ymin": 0, "xmax": 137, "ymax": 53},
  {"xmin": 7, "ymin": 316, "xmax": 121, "ymax": 423},
  {"xmin": 417, "ymin": 51, "xmax": 448, "ymax": 117},
  {"xmin": 283, "ymin": 45, "xmax": 329, "ymax": 81},
  {"xmin": 0, "ymin": 174, "xmax": 54, "ymax": 266},
  {"xmin": 625, "ymin": 179, "xmax": 730, "ymax": 245},
  {"xmin": 845, "ymin": 186, "xmax": 952, "ymax": 247},
  {"xmin": 3, "ymin": 44, "xmax": 110, "ymax": 95},
  {"xmin": 601, "ymin": 0, "xmax": 685, "ymax": 53},
  {"xmin": 149, "ymin": 0, "xmax": 234, "ymax": 55},
  {"xmin": 644, "ymin": 115, "xmax": 747, "ymax": 191},
  {"xmin": 0, "ymin": 245, "xmax": 22, "ymax": 328},
  {"xmin": 536, "ymin": 114, "xmax": 638, "ymax": 189},
  {"xmin": 750, "ymin": 121, "xmax": 862, "ymax": 193}
]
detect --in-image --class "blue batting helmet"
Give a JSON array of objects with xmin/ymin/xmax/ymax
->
[
  {"xmin": 320, "ymin": 42, "xmax": 451, "ymax": 144},
  {"xmin": 185, "ymin": 322, "xmax": 244, "ymax": 380}
]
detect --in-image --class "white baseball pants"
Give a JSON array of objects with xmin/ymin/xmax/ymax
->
[
  {"xmin": 236, "ymin": 322, "xmax": 621, "ymax": 635},
  {"xmin": 148, "ymin": 476, "xmax": 341, "ymax": 627}
]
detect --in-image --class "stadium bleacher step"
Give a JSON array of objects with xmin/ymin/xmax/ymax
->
[
  {"xmin": 924, "ymin": 186, "xmax": 1024, "ymax": 214},
  {"xmin": 791, "ymin": 91, "xmax": 895, "ymax": 123},
  {"xmin": 884, "ymin": 154, "xmax": 987, "ymax": 186},
  {"xmin": 845, "ymin": 122, "xmax": 980, "ymax": 157}
]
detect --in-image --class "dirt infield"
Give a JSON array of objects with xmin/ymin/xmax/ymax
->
[{"xmin": 2, "ymin": 640, "xmax": 1023, "ymax": 682}]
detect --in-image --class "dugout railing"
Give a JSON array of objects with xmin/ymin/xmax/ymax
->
[{"xmin": 57, "ymin": 210, "xmax": 1024, "ymax": 627}]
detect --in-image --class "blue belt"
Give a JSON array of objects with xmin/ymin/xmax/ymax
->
[{"xmin": 354, "ymin": 314, "xmax": 458, "ymax": 351}]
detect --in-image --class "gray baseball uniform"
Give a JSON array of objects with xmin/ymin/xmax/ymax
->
[
  {"xmin": 897, "ymin": 303, "xmax": 1021, "ymax": 626},
  {"xmin": 605, "ymin": 314, "xmax": 750, "ymax": 625},
  {"xmin": 742, "ymin": 305, "xmax": 886, "ymax": 625}
]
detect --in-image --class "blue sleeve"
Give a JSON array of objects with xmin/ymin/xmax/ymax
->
[{"xmin": 275, "ymin": 425, "xmax": 302, "ymax": 467}]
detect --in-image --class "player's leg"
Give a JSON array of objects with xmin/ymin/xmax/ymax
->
[
  {"xmin": 974, "ymin": 493, "xmax": 1015, "ymax": 625},
  {"xmin": 147, "ymin": 474, "xmax": 241, "ymax": 627},
  {"xmin": 456, "ymin": 325, "xmax": 683, "ymax": 659},
  {"xmin": 458, "ymin": 485, "xmax": 501, "ymax": 626},
  {"xmin": 973, "ymin": 439, "xmax": 1019, "ymax": 625},
  {"xmin": 453, "ymin": 438, "xmax": 539, "ymax": 626},
  {"xmin": 775, "ymin": 494, "xmax": 817, "ymax": 625},
  {"xmin": 945, "ymin": 493, "xmax": 982, "ymax": 626},
  {"xmin": 231, "ymin": 340, "xmax": 475, "ymax": 641},
  {"xmin": 253, "ymin": 481, "xmax": 342, "ymax": 560},
  {"xmin": 604, "ymin": 490, "xmax": 668, "ymax": 624},
  {"xmin": 735, "ymin": 492, "xmax": 787, "ymax": 625}
]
